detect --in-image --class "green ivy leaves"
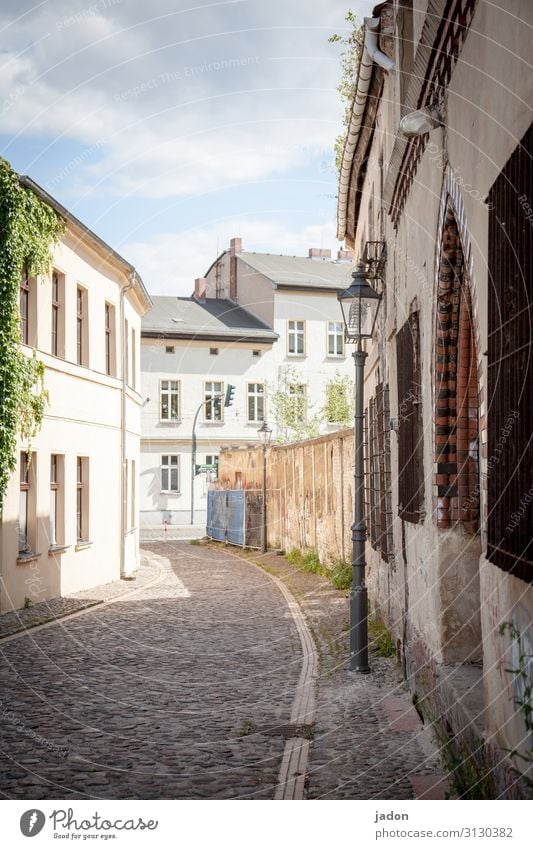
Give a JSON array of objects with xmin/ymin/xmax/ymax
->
[{"xmin": 0, "ymin": 157, "xmax": 64, "ymax": 508}]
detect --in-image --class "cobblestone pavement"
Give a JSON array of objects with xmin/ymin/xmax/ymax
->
[
  {"xmin": 234, "ymin": 548, "xmax": 450, "ymax": 800},
  {"xmin": 0, "ymin": 554, "xmax": 159, "ymax": 639},
  {"xmin": 0, "ymin": 543, "xmax": 301, "ymax": 799}
]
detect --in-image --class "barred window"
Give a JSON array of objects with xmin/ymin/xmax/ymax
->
[
  {"xmin": 396, "ymin": 313, "xmax": 424, "ymax": 522},
  {"xmin": 365, "ymin": 383, "xmax": 393, "ymax": 561},
  {"xmin": 487, "ymin": 123, "xmax": 533, "ymax": 583}
]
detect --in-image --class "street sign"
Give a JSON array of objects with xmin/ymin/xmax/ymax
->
[{"xmin": 195, "ymin": 464, "xmax": 217, "ymax": 474}]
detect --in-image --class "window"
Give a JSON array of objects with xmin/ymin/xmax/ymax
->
[
  {"xmin": 247, "ymin": 382, "xmax": 265, "ymax": 423},
  {"xmin": 49, "ymin": 454, "xmax": 64, "ymax": 548},
  {"xmin": 204, "ymin": 381, "xmax": 223, "ymax": 421},
  {"xmin": 165, "ymin": 346, "xmax": 175, "ymax": 354},
  {"xmin": 252, "ymin": 350, "xmax": 261, "ymax": 358},
  {"xmin": 288, "ymin": 320, "xmax": 305, "ymax": 356},
  {"xmin": 19, "ymin": 452, "xmax": 30, "ymax": 553},
  {"xmin": 288, "ymin": 384, "xmax": 306, "ymax": 423},
  {"xmin": 396, "ymin": 313, "xmax": 424, "ymax": 522},
  {"xmin": 76, "ymin": 286, "xmax": 88, "ymax": 366},
  {"xmin": 160, "ymin": 380, "xmax": 180, "ymax": 421},
  {"xmin": 161, "ymin": 455, "xmax": 180, "ymax": 492},
  {"xmin": 125, "ymin": 319, "xmax": 130, "ymax": 384},
  {"xmin": 104, "ymin": 303, "xmax": 116, "ymax": 376},
  {"xmin": 486, "ymin": 124, "xmax": 533, "ymax": 583},
  {"xmin": 327, "ymin": 321, "xmax": 344, "ymax": 357},
  {"xmin": 20, "ymin": 264, "xmax": 30, "ymax": 345},
  {"xmin": 131, "ymin": 459, "xmax": 136, "ymax": 529},
  {"xmin": 50, "ymin": 455, "xmax": 58, "ymax": 545},
  {"xmin": 205, "ymin": 455, "xmax": 219, "ymax": 477},
  {"xmin": 365, "ymin": 384, "xmax": 393, "ymax": 562},
  {"xmin": 131, "ymin": 327, "xmax": 136, "ymax": 389},
  {"xmin": 209, "ymin": 347, "xmax": 219, "ymax": 356},
  {"xmin": 76, "ymin": 457, "xmax": 89, "ymax": 542},
  {"xmin": 51, "ymin": 271, "xmax": 60, "ymax": 356}
]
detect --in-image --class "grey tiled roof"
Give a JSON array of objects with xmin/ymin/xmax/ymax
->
[
  {"xmin": 142, "ymin": 296, "xmax": 277, "ymax": 341},
  {"xmin": 239, "ymin": 252, "xmax": 353, "ymax": 289}
]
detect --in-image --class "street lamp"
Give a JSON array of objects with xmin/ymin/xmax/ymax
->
[
  {"xmin": 338, "ymin": 261, "xmax": 382, "ymax": 673},
  {"xmin": 258, "ymin": 421, "xmax": 272, "ymax": 553}
]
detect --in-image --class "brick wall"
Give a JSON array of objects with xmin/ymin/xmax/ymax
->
[{"xmin": 218, "ymin": 428, "xmax": 355, "ymax": 564}]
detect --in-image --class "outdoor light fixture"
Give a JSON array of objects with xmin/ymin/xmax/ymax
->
[
  {"xmin": 338, "ymin": 261, "xmax": 382, "ymax": 342},
  {"xmin": 257, "ymin": 421, "xmax": 272, "ymax": 447},
  {"xmin": 258, "ymin": 421, "xmax": 272, "ymax": 553},
  {"xmin": 338, "ymin": 261, "xmax": 382, "ymax": 674},
  {"xmin": 399, "ymin": 103, "xmax": 444, "ymax": 138}
]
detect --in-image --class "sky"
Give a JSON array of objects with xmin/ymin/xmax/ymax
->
[{"xmin": 0, "ymin": 0, "xmax": 373, "ymax": 295}]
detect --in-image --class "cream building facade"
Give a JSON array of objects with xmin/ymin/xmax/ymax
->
[
  {"xmin": 0, "ymin": 178, "xmax": 152, "ymax": 613},
  {"xmin": 140, "ymin": 240, "xmax": 356, "ymax": 527}
]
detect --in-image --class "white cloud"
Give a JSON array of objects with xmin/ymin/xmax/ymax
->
[
  {"xmin": 124, "ymin": 216, "xmax": 341, "ymax": 295},
  {"xmin": 0, "ymin": 0, "xmax": 373, "ymax": 199}
]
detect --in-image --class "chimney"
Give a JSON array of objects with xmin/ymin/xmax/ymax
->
[
  {"xmin": 230, "ymin": 237, "xmax": 242, "ymax": 255},
  {"xmin": 308, "ymin": 247, "xmax": 331, "ymax": 259},
  {"xmin": 337, "ymin": 248, "xmax": 354, "ymax": 261},
  {"xmin": 194, "ymin": 277, "xmax": 206, "ymax": 301}
]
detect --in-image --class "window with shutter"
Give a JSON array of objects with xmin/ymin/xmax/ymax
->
[
  {"xmin": 487, "ymin": 123, "xmax": 533, "ymax": 583},
  {"xmin": 365, "ymin": 383, "xmax": 394, "ymax": 561},
  {"xmin": 396, "ymin": 313, "xmax": 424, "ymax": 522}
]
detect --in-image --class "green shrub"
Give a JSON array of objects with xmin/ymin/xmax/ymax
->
[
  {"xmin": 286, "ymin": 547, "xmax": 304, "ymax": 566},
  {"xmin": 330, "ymin": 560, "xmax": 352, "ymax": 590},
  {"xmin": 301, "ymin": 549, "xmax": 322, "ymax": 573},
  {"xmin": 368, "ymin": 617, "xmax": 396, "ymax": 657}
]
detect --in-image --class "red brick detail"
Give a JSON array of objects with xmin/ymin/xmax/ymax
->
[{"xmin": 434, "ymin": 207, "xmax": 479, "ymax": 530}]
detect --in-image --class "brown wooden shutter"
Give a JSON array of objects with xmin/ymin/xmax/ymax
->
[
  {"xmin": 396, "ymin": 312, "xmax": 424, "ymax": 522},
  {"xmin": 487, "ymin": 122, "xmax": 533, "ymax": 583}
]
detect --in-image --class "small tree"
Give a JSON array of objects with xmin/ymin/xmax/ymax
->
[
  {"xmin": 322, "ymin": 372, "xmax": 354, "ymax": 427},
  {"xmin": 268, "ymin": 366, "xmax": 321, "ymax": 443}
]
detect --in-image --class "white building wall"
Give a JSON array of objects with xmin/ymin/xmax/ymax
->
[
  {"xmin": 140, "ymin": 286, "xmax": 355, "ymax": 527},
  {"xmin": 0, "ymin": 229, "xmax": 146, "ymax": 612}
]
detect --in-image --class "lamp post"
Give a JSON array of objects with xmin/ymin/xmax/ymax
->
[
  {"xmin": 338, "ymin": 261, "xmax": 382, "ymax": 673},
  {"xmin": 257, "ymin": 421, "xmax": 272, "ymax": 553}
]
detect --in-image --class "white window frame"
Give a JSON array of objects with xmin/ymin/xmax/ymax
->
[
  {"xmin": 327, "ymin": 321, "xmax": 344, "ymax": 357},
  {"xmin": 160, "ymin": 379, "xmax": 180, "ymax": 422},
  {"xmin": 161, "ymin": 455, "xmax": 180, "ymax": 493},
  {"xmin": 247, "ymin": 382, "xmax": 265, "ymax": 423},
  {"xmin": 204, "ymin": 381, "xmax": 224, "ymax": 422},
  {"xmin": 287, "ymin": 320, "xmax": 306, "ymax": 356}
]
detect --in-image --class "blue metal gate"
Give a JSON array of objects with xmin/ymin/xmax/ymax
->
[{"xmin": 206, "ymin": 490, "xmax": 262, "ymax": 547}]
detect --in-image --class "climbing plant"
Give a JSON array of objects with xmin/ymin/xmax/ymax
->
[
  {"xmin": 499, "ymin": 622, "xmax": 533, "ymax": 790},
  {"xmin": 322, "ymin": 371, "xmax": 354, "ymax": 426},
  {"xmin": 0, "ymin": 157, "xmax": 64, "ymax": 509},
  {"xmin": 328, "ymin": 10, "xmax": 364, "ymax": 173}
]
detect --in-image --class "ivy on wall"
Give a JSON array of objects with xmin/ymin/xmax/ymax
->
[
  {"xmin": 268, "ymin": 366, "xmax": 322, "ymax": 444},
  {"xmin": 0, "ymin": 157, "xmax": 64, "ymax": 509}
]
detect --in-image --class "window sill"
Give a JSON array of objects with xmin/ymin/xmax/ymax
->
[
  {"xmin": 75, "ymin": 540, "xmax": 93, "ymax": 552},
  {"xmin": 158, "ymin": 420, "xmax": 182, "ymax": 425},
  {"xmin": 286, "ymin": 354, "xmax": 306, "ymax": 359},
  {"xmin": 325, "ymin": 355, "xmax": 346, "ymax": 360},
  {"xmin": 48, "ymin": 544, "xmax": 70, "ymax": 556},
  {"xmin": 17, "ymin": 552, "xmax": 41, "ymax": 564},
  {"xmin": 160, "ymin": 491, "xmax": 181, "ymax": 495},
  {"xmin": 201, "ymin": 421, "xmax": 224, "ymax": 426}
]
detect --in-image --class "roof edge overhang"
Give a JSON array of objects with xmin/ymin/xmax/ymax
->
[
  {"xmin": 141, "ymin": 330, "xmax": 278, "ymax": 344},
  {"xmin": 336, "ymin": 9, "xmax": 394, "ymax": 243},
  {"xmin": 19, "ymin": 175, "xmax": 152, "ymax": 314}
]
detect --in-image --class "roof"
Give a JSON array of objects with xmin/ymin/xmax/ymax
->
[
  {"xmin": 142, "ymin": 296, "xmax": 278, "ymax": 343},
  {"xmin": 238, "ymin": 252, "xmax": 353, "ymax": 290},
  {"xmin": 19, "ymin": 176, "xmax": 152, "ymax": 314}
]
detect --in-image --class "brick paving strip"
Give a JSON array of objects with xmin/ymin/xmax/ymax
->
[
  {"xmin": 0, "ymin": 553, "xmax": 164, "ymax": 641},
  {"xmin": 224, "ymin": 546, "xmax": 451, "ymax": 800}
]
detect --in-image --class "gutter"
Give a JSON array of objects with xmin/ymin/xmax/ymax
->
[
  {"xmin": 120, "ymin": 272, "xmax": 135, "ymax": 579},
  {"xmin": 336, "ymin": 15, "xmax": 395, "ymax": 242}
]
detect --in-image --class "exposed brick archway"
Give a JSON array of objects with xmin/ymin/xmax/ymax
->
[{"xmin": 434, "ymin": 206, "xmax": 479, "ymax": 531}]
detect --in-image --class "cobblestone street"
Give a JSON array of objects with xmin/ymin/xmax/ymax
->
[{"xmin": 0, "ymin": 542, "xmax": 448, "ymax": 800}]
